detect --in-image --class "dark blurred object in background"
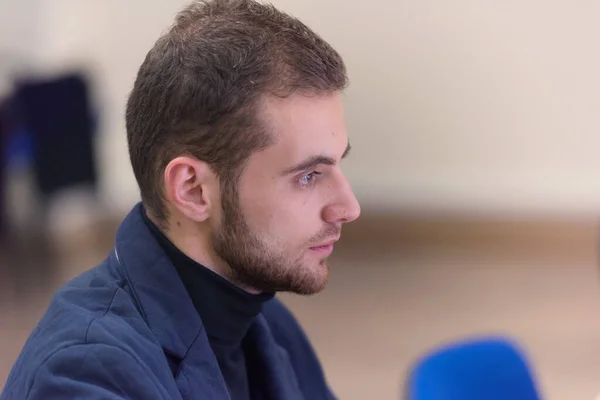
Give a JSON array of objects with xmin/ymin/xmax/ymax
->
[
  {"xmin": 0, "ymin": 71, "xmax": 100, "ymax": 290},
  {"xmin": 12, "ymin": 72, "xmax": 98, "ymax": 201}
]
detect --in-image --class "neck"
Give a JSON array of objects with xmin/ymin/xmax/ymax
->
[{"xmin": 148, "ymin": 213, "xmax": 261, "ymax": 294}]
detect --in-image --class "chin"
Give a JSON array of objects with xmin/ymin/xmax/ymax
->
[
  {"xmin": 232, "ymin": 254, "xmax": 330, "ymax": 295},
  {"xmin": 287, "ymin": 260, "xmax": 329, "ymax": 295}
]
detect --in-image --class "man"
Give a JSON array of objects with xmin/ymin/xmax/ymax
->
[{"xmin": 1, "ymin": 0, "xmax": 360, "ymax": 398}]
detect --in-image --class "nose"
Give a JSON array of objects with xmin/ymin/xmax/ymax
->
[{"xmin": 321, "ymin": 175, "xmax": 361, "ymax": 224}]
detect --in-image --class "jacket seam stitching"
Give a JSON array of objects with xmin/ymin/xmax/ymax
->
[{"xmin": 84, "ymin": 286, "xmax": 120, "ymax": 344}]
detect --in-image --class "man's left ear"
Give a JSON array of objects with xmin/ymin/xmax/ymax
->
[{"xmin": 163, "ymin": 156, "xmax": 218, "ymax": 222}]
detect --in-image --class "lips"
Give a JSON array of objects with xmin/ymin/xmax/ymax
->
[
  {"xmin": 309, "ymin": 237, "xmax": 340, "ymax": 252},
  {"xmin": 310, "ymin": 241, "xmax": 336, "ymax": 249}
]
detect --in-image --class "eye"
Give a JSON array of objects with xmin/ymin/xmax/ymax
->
[{"xmin": 298, "ymin": 171, "xmax": 321, "ymax": 187}]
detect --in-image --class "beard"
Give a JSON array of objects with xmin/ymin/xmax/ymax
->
[{"xmin": 212, "ymin": 184, "xmax": 337, "ymax": 295}]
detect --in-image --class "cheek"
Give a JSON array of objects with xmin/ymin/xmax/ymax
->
[
  {"xmin": 237, "ymin": 174, "xmax": 276, "ymax": 218},
  {"xmin": 237, "ymin": 174, "xmax": 325, "ymax": 243},
  {"xmin": 268, "ymin": 204, "xmax": 323, "ymax": 249},
  {"xmin": 242, "ymin": 197, "xmax": 314, "ymax": 245},
  {"xmin": 237, "ymin": 191, "xmax": 283, "ymax": 240}
]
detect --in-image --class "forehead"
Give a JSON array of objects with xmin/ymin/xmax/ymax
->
[{"xmin": 256, "ymin": 92, "xmax": 348, "ymax": 159}]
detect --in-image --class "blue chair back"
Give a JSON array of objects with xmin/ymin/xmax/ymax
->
[{"xmin": 406, "ymin": 336, "xmax": 542, "ymax": 400}]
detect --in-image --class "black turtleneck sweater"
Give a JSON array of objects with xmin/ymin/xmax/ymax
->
[{"xmin": 141, "ymin": 208, "xmax": 274, "ymax": 400}]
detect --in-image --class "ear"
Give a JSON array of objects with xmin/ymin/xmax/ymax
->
[{"xmin": 163, "ymin": 156, "xmax": 217, "ymax": 222}]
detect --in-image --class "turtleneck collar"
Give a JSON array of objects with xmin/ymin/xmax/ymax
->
[{"xmin": 140, "ymin": 206, "xmax": 274, "ymax": 347}]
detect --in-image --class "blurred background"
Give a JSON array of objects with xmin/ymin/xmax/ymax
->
[{"xmin": 2, "ymin": 1, "xmax": 600, "ymax": 399}]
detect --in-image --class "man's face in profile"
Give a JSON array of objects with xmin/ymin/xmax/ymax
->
[{"xmin": 212, "ymin": 92, "xmax": 361, "ymax": 294}]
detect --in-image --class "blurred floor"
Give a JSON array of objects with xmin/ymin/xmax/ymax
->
[{"xmin": 1, "ymin": 213, "xmax": 600, "ymax": 399}]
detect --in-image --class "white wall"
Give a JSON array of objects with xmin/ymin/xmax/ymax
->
[
  {"xmin": 0, "ymin": 0, "xmax": 42, "ymax": 95},
  {"xmin": 294, "ymin": 1, "xmax": 600, "ymax": 216},
  {"xmin": 3, "ymin": 1, "xmax": 600, "ymax": 216}
]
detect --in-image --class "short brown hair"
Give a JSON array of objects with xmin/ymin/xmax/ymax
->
[{"xmin": 126, "ymin": 0, "xmax": 348, "ymax": 223}]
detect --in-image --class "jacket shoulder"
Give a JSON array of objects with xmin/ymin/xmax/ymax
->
[
  {"xmin": 9, "ymin": 342, "xmax": 167, "ymax": 399},
  {"xmin": 1, "ymin": 258, "xmax": 165, "ymax": 399}
]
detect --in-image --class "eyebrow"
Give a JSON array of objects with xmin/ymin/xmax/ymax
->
[{"xmin": 282, "ymin": 142, "xmax": 351, "ymax": 175}]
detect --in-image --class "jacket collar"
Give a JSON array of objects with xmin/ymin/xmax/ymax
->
[
  {"xmin": 112, "ymin": 203, "xmax": 213, "ymax": 362},
  {"xmin": 111, "ymin": 202, "xmax": 302, "ymax": 399}
]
